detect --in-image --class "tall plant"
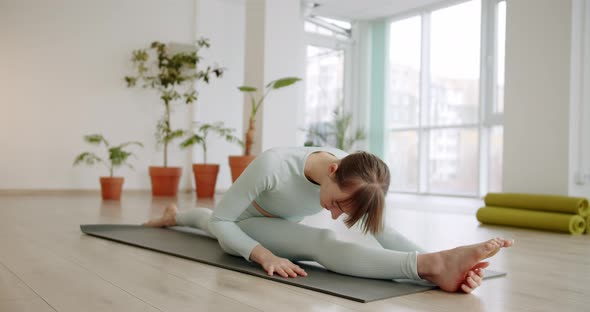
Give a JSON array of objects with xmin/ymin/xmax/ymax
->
[
  {"xmin": 125, "ymin": 38, "xmax": 224, "ymax": 167},
  {"xmin": 237, "ymin": 77, "xmax": 301, "ymax": 156}
]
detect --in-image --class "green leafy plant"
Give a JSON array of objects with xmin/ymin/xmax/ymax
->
[
  {"xmin": 73, "ymin": 134, "xmax": 143, "ymax": 177},
  {"xmin": 125, "ymin": 38, "xmax": 224, "ymax": 167},
  {"xmin": 180, "ymin": 122, "xmax": 243, "ymax": 164},
  {"xmin": 304, "ymin": 106, "xmax": 366, "ymax": 152},
  {"xmin": 237, "ymin": 77, "xmax": 301, "ymax": 155}
]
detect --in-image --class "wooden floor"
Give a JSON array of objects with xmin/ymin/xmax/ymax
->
[{"xmin": 0, "ymin": 192, "xmax": 588, "ymax": 312}]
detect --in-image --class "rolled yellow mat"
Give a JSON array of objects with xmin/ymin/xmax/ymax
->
[
  {"xmin": 484, "ymin": 193, "xmax": 589, "ymax": 217},
  {"xmin": 476, "ymin": 206, "xmax": 587, "ymax": 234},
  {"xmin": 587, "ymin": 216, "xmax": 590, "ymax": 234}
]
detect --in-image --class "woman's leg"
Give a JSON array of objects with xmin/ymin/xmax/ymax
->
[
  {"xmin": 236, "ymin": 217, "xmax": 422, "ymax": 280},
  {"xmin": 145, "ymin": 205, "xmax": 513, "ymax": 291},
  {"xmin": 144, "ymin": 204, "xmax": 215, "ymax": 238},
  {"xmin": 175, "ymin": 207, "xmax": 215, "ymax": 237},
  {"xmin": 143, "ymin": 203, "xmax": 179, "ymax": 227},
  {"xmin": 374, "ymin": 226, "xmax": 427, "ymax": 253},
  {"xmin": 236, "ymin": 217, "xmax": 513, "ymax": 291}
]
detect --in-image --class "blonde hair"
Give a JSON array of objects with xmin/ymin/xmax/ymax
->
[{"xmin": 334, "ymin": 151, "xmax": 390, "ymax": 235}]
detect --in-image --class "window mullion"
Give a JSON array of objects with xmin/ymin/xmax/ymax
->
[
  {"xmin": 484, "ymin": 0, "xmax": 493, "ymax": 125},
  {"xmin": 419, "ymin": 12, "xmax": 431, "ymax": 193},
  {"xmin": 479, "ymin": 0, "xmax": 492, "ymax": 197}
]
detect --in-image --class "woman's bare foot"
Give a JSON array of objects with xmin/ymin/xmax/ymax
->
[
  {"xmin": 418, "ymin": 237, "xmax": 514, "ymax": 292},
  {"xmin": 143, "ymin": 203, "xmax": 178, "ymax": 227}
]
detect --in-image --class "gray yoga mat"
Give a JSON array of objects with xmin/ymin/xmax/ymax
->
[{"xmin": 80, "ymin": 224, "xmax": 506, "ymax": 303}]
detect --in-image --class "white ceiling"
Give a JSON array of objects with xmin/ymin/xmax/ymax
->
[{"xmin": 303, "ymin": 0, "xmax": 446, "ymax": 21}]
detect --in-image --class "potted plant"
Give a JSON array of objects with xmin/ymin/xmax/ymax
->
[
  {"xmin": 303, "ymin": 106, "xmax": 366, "ymax": 152},
  {"xmin": 230, "ymin": 77, "xmax": 301, "ymax": 181},
  {"xmin": 180, "ymin": 122, "xmax": 242, "ymax": 198},
  {"xmin": 73, "ymin": 134, "xmax": 143, "ymax": 200},
  {"xmin": 125, "ymin": 38, "xmax": 224, "ymax": 196}
]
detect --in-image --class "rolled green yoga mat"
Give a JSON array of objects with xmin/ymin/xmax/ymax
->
[
  {"xmin": 476, "ymin": 206, "xmax": 587, "ymax": 234},
  {"xmin": 587, "ymin": 216, "xmax": 590, "ymax": 234},
  {"xmin": 484, "ymin": 193, "xmax": 589, "ymax": 217}
]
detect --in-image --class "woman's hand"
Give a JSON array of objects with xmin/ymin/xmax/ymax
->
[
  {"xmin": 250, "ymin": 244, "xmax": 307, "ymax": 278},
  {"xmin": 261, "ymin": 255, "xmax": 307, "ymax": 278}
]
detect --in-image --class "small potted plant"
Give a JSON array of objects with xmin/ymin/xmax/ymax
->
[
  {"xmin": 125, "ymin": 38, "xmax": 224, "ymax": 196},
  {"xmin": 180, "ymin": 122, "xmax": 242, "ymax": 197},
  {"xmin": 73, "ymin": 134, "xmax": 143, "ymax": 200},
  {"xmin": 230, "ymin": 77, "xmax": 301, "ymax": 181}
]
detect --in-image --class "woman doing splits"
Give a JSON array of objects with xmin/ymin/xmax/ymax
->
[{"xmin": 144, "ymin": 147, "xmax": 513, "ymax": 293}]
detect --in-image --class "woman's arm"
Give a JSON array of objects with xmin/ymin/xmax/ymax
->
[
  {"xmin": 208, "ymin": 150, "xmax": 282, "ymax": 260},
  {"xmin": 209, "ymin": 150, "xmax": 307, "ymax": 277},
  {"xmin": 250, "ymin": 244, "xmax": 307, "ymax": 277}
]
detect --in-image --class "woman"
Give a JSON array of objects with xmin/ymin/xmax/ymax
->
[{"xmin": 145, "ymin": 146, "xmax": 513, "ymax": 293}]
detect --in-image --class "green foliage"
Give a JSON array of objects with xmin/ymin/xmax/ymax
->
[
  {"xmin": 237, "ymin": 86, "xmax": 257, "ymax": 92},
  {"xmin": 303, "ymin": 106, "xmax": 366, "ymax": 152},
  {"xmin": 180, "ymin": 122, "xmax": 242, "ymax": 164},
  {"xmin": 268, "ymin": 77, "xmax": 301, "ymax": 90},
  {"xmin": 73, "ymin": 134, "xmax": 143, "ymax": 177},
  {"xmin": 124, "ymin": 38, "xmax": 224, "ymax": 166},
  {"xmin": 237, "ymin": 77, "xmax": 301, "ymax": 119}
]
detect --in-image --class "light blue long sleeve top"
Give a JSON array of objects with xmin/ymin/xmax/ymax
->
[{"xmin": 208, "ymin": 146, "xmax": 425, "ymax": 261}]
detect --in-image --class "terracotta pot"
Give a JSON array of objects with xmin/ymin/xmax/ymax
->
[
  {"xmin": 192, "ymin": 164, "xmax": 219, "ymax": 198},
  {"xmin": 100, "ymin": 177, "xmax": 124, "ymax": 200},
  {"xmin": 149, "ymin": 166, "xmax": 182, "ymax": 196},
  {"xmin": 228, "ymin": 155, "xmax": 256, "ymax": 182}
]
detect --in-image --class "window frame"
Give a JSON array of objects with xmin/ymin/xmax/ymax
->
[
  {"xmin": 302, "ymin": 18, "xmax": 354, "ymax": 144},
  {"xmin": 384, "ymin": 0, "xmax": 505, "ymax": 197}
]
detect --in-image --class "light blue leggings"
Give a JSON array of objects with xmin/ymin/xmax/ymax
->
[{"xmin": 176, "ymin": 206, "xmax": 427, "ymax": 281}]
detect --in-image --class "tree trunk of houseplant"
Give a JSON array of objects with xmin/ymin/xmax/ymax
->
[
  {"xmin": 100, "ymin": 177, "xmax": 124, "ymax": 200},
  {"xmin": 244, "ymin": 117, "xmax": 255, "ymax": 156},
  {"xmin": 192, "ymin": 164, "xmax": 219, "ymax": 198},
  {"xmin": 149, "ymin": 166, "xmax": 182, "ymax": 196}
]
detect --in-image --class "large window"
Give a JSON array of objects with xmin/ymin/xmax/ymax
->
[
  {"xmin": 304, "ymin": 45, "xmax": 344, "ymax": 129},
  {"xmin": 385, "ymin": 0, "xmax": 505, "ymax": 196},
  {"xmin": 303, "ymin": 16, "xmax": 352, "ymax": 147}
]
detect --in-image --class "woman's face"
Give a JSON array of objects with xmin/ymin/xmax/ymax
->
[{"xmin": 319, "ymin": 175, "xmax": 355, "ymax": 220}]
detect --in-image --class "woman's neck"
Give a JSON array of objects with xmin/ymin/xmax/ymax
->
[{"xmin": 304, "ymin": 152, "xmax": 337, "ymax": 185}]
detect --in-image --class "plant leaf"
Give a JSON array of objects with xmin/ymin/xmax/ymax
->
[
  {"xmin": 109, "ymin": 147, "xmax": 132, "ymax": 167},
  {"xmin": 165, "ymin": 129, "xmax": 185, "ymax": 143},
  {"xmin": 268, "ymin": 77, "xmax": 301, "ymax": 89},
  {"xmin": 180, "ymin": 134, "xmax": 204, "ymax": 148},
  {"xmin": 238, "ymin": 86, "xmax": 257, "ymax": 92},
  {"xmin": 73, "ymin": 152, "xmax": 103, "ymax": 166},
  {"xmin": 83, "ymin": 134, "xmax": 106, "ymax": 145}
]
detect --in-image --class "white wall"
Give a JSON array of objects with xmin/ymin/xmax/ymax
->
[
  {"xmin": 0, "ymin": 0, "xmax": 245, "ymax": 191},
  {"xmin": 503, "ymin": 0, "xmax": 573, "ymax": 195},
  {"xmin": 192, "ymin": 0, "xmax": 246, "ymax": 191}
]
